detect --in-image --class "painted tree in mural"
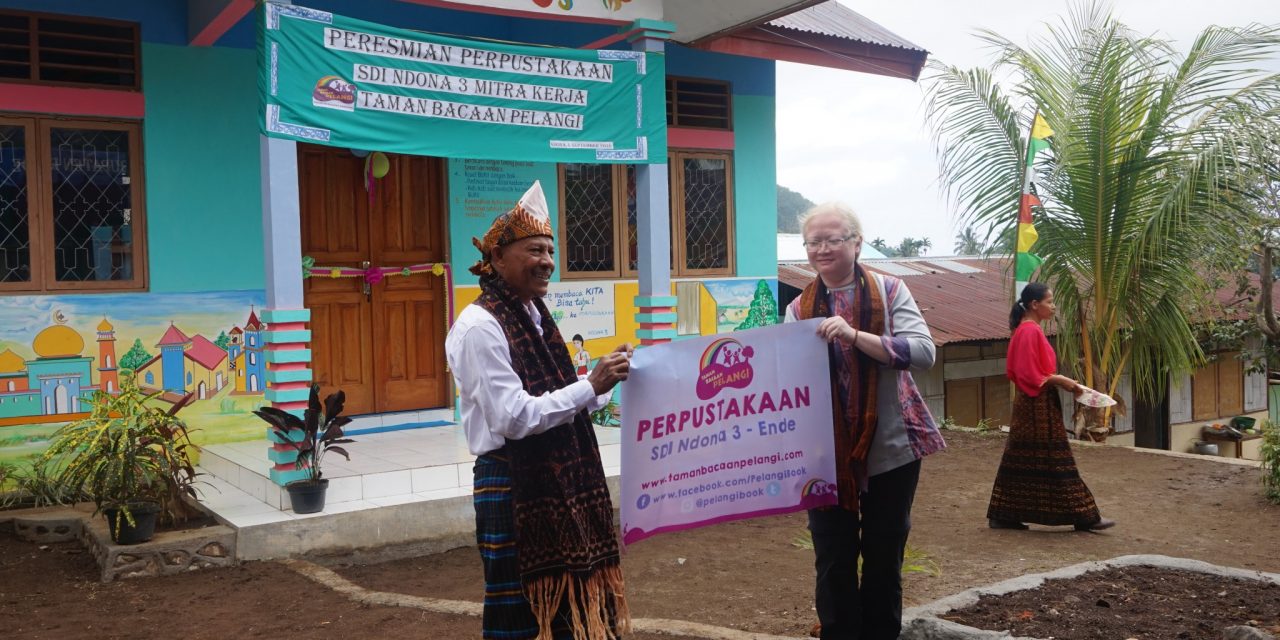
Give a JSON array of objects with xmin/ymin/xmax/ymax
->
[
  {"xmin": 120, "ymin": 338, "xmax": 152, "ymax": 372},
  {"xmin": 925, "ymin": 3, "xmax": 1280, "ymax": 439},
  {"xmin": 214, "ymin": 331, "xmax": 231, "ymax": 350},
  {"xmin": 736, "ymin": 280, "xmax": 779, "ymax": 330}
]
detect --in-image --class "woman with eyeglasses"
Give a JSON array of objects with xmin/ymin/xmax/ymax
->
[
  {"xmin": 986, "ymin": 282, "xmax": 1115, "ymax": 532},
  {"xmin": 784, "ymin": 202, "xmax": 945, "ymax": 640}
]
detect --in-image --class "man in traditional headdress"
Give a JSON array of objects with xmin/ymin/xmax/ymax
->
[{"xmin": 445, "ymin": 180, "xmax": 633, "ymax": 640}]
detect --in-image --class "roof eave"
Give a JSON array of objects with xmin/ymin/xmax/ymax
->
[
  {"xmin": 683, "ymin": 0, "xmax": 827, "ymax": 46},
  {"xmin": 695, "ymin": 26, "xmax": 927, "ymax": 80}
]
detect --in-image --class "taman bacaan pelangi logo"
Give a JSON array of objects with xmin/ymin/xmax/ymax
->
[
  {"xmin": 312, "ymin": 75, "xmax": 356, "ymax": 111},
  {"xmin": 695, "ymin": 337, "xmax": 754, "ymax": 400}
]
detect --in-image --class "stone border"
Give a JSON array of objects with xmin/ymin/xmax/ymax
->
[
  {"xmin": 282, "ymin": 558, "xmax": 805, "ymax": 640},
  {"xmin": 82, "ymin": 517, "xmax": 238, "ymax": 582},
  {"xmin": 900, "ymin": 554, "xmax": 1280, "ymax": 640}
]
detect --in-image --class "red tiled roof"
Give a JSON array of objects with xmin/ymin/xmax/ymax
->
[
  {"xmin": 229, "ymin": 326, "xmax": 243, "ymax": 335},
  {"xmin": 185, "ymin": 334, "xmax": 227, "ymax": 371},
  {"xmin": 244, "ymin": 310, "xmax": 261, "ymax": 331},
  {"xmin": 155, "ymin": 324, "xmax": 190, "ymax": 347}
]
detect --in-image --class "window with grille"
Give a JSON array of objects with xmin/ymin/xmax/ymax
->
[
  {"xmin": 0, "ymin": 11, "xmax": 140, "ymax": 89},
  {"xmin": 666, "ymin": 77, "xmax": 731, "ymax": 130},
  {"xmin": 559, "ymin": 150, "xmax": 734, "ymax": 279},
  {"xmin": 0, "ymin": 115, "xmax": 147, "ymax": 293}
]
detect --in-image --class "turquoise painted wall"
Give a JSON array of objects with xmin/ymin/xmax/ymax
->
[
  {"xmin": 732, "ymin": 93, "xmax": 778, "ymax": 278},
  {"xmin": 142, "ymin": 43, "xmax": 264, "ymax": 293}
]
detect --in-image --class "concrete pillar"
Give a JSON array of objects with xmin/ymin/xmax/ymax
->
[
  {"xmin": 628, "ymin": 21, "xmax": 677, "ymax": 345},
  {"xmin": 259, "ymin": 130, "xmax": 313, "ymax": 487}
]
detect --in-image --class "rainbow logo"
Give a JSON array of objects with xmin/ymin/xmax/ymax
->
[
  {"xmin": 800, "ymin": 478, "xmax": 836, "ymax": 508},
  {"xmin": 312, "ymin": 75, "xmax": 355, "ymax": 111},
  {"xmin": 695, "ymin": 338, "xmax": 755, "ymax": 400}
]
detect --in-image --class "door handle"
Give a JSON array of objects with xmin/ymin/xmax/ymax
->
[{"xmin": 361, "ymin": 260, "xmax": 372, "ymax": 301}]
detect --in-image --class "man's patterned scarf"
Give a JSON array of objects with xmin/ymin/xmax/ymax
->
[
  {"xmin": 475, "ymin": 272, "xmax": 630, "ymax": 639},
  {"xmin": 795, "ymin": 263, "xmax": 885, "ymax": 511}
]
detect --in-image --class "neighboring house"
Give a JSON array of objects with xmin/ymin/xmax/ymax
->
[
  {"xmin": 0, "ymin": 0, "xmax": 930, "ymax": 485},
  {"xmin": 778, "ymin": 256, "xmax": 1274, "ymax": 460}
]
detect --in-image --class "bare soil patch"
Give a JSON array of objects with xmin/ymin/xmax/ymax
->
[
  {"xmin": 942, "ymin": 565, "xmax": 1280, "ymax": 639},
  {"xmin": 3, "ymin": 432, "xmax": 1279, "ymax": 638}
]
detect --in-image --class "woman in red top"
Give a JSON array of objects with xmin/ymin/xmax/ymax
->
[{"xmin": 987, "ymin": 283, "xmax": 1115, "ymax": 531}]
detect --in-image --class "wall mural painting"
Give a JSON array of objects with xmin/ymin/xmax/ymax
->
[
  {"xmin": 701, "ymin": 279, "xmax": 780, "ymax": 333},
  {"xmin": 0, "ymin": 290, "xmax": 267, "ymax": 468}
]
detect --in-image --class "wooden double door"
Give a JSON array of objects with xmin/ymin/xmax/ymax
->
[{"xmin": 299, "ymin": 144, "xmax": 450, "ymax": 415}]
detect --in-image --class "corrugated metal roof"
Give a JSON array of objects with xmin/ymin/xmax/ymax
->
[
  {"xmin": 779, "ymin": 257, "xmax": 1016, "ymax": 345},
  {"xmin": 926, "ymin": 259, "xmax": 983, "ymax": 274},
  {"xmin": 779, "ymin": 257, "xmax": 1280, "ymax": 346},
  {"xmin": 869, "ymin": 261, "xmax": 926, "ymax": 277},
  {"xmin": 766, "ymin": 1, "xmax": 925, "ymax": 53}
]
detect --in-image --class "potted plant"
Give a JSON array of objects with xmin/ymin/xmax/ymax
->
[
  {"xmin": 42, "ymin": 374, "xmax": 199, "ymax": 544},
  {"xmin": 252, "ymin": 384, "xmax": 353, "ymax": 514}
]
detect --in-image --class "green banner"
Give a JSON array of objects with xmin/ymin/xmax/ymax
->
[{"xmin": 258, "ymin": 3, "xmax": 666, "ymax": 163}]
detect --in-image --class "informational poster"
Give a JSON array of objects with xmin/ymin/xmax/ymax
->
[
  {"xmin": 259, "ymin": 3, "xmax": 666, "ymax": 162},
  {"xmin": 447, "ymin": 159, "xmax": 556, "ymax": 285},
  {"xmin": 545, "ymin": 282, "xmax": 615, "ymax": 340},
  {"xmin": 620, "ymin": 319, "xmax": 837, "ymax": 545}
]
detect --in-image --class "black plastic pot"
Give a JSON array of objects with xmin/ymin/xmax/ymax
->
[
  {"xmin": 104, "ymin": 502, "xmax": 160, "ymax": 545},
  {"xmin": 286, "ymin": 478, "xmax": 329, "ymax": 514}
]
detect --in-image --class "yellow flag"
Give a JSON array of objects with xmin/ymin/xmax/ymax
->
[
  {"xmin": 1030, "ymin": 113, "xmax": 1054, "ymax": 140},
  {"xmin": 1016, "ymin": 222, "xmax": 1039, "ymax": 253}
]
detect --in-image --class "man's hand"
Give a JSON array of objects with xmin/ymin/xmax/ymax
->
[{"xmin": 588, "ymin": 343, "xmax": 633, "ymax": 395}]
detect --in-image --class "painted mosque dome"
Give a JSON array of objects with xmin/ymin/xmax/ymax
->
[
  {"xmin": 0, "ymin": 349, "xmax": 23, "ymax": 373},
  {"xmin": 97, "ymin": 318, "xmax": 114, "ymax": 332},
  {"xmin": 33, "ymin": 325, "xmax": 84, "ymax": 358}
]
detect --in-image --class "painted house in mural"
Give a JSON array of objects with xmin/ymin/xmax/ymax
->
[
  {"xmin": 230, "ymin": 309, "xmax": 267, "ymax": 394},
  {"xmin": 0, "ymin": 0, "xmax": 926, "ymax": 483},
  {"xmin": 135, "ymin": 324, "xmax": 233, "ymax": 400}
]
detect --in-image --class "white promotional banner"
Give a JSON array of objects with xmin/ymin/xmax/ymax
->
[{"xmin": 620, "ymin": 319, "xmax": 837, "ymax": 545}]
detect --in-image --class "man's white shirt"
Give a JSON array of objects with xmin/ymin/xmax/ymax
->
[{"xmin": 445, "ymin": 301, "xmax": 610, "ymax": 455}]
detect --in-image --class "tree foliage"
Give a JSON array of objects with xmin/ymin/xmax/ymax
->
[
  {"xmin": 777, "ymin": 185, "xmax": 816, "ymax": 233},
  {"xmin": 924, "ymin": 1, "xmax": 1280, "ymax": 431}
]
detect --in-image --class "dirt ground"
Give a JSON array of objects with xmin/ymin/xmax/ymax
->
[
  {"xmin": 3, "ymin": 431, "xmax": 1279, "ymax": 639},
  {"xmin": 944, "ymin": 565, "xmax": 1280, "ymax": 639}
]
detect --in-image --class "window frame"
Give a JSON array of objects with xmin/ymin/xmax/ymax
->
[
  {"xmin": 669, "ymin": 149, "xmax": 735, "ymax": 278},
  {"xmin": 0, "ymin": 10, "xmax": 142, "ymax": 92},
  {"xmin": 556, "ymin": 162, "xmax": 629, "ymax": 281},
  {"xmin": 0, "ymin": 113, "xmax": 148, "ymax": 294},
  {"xmin": 666, "ymin": 76, "xmax": 733, "ymax": 131},
  {"xmin": 557, "ymin": 149, "xmax": 736, "ymax": 280}
]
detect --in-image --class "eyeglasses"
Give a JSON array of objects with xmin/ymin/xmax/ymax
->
[{"xmin": 802, "ymin": 236, "xmax": 856, "ymax": 251}]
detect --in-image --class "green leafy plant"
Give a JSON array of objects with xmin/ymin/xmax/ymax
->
[
  {"xmin": 590, "ymin": 399, "xmax": 620, "ymax": 427},
  {"xmin": 41, "ymin": 374, "xmax": 199, "ymax": 535},
  {"xmin": 1261, "ymin": 420, "xmax": 1280, "ymax": 505},
  {"xmin": 925, "ymin": 4, "xmax": 1280, "ymax": 442},
  {"xmin": 0, "ymin": 457, "xmax": 91, "ymax": 510},
  {"xmin": 252, "ymin": 384, "xmax": 353, "ymax": 485},
  {"xmin": 790, "ymin": 531, "xmax": 941, "ymax": 576}
]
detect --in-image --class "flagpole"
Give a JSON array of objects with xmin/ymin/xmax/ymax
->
[
  {"xmin": 1014, "ymin": 108, "xmax": 1051, "ymax": 300},
  {"xmin": 1013, "ymin": 109, "xmax": 1038, "ymax": 301}
]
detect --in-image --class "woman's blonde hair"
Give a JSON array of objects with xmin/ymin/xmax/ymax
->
[{"xmin": 799, "ymin": 201, "xmax": 863, "ymax": 239}]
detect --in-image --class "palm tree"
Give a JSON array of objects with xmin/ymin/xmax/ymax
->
[
  {"xmin": 954, "ymin": 226, "xmax": 984, "ymax": 255},
  {"xmin": 896, "ymin": 237, "xmax": 932, "ymax": 257},
  {"xmin": 870, "ymin": 237, "xmax": 898, "ymax": 257},
  {"xmin": 925, "ymin": 2, "xmax": 1280, "ymax": 439}
]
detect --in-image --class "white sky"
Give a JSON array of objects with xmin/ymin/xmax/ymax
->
[{"xmin": 775, "ymin": 0, "xmax": 1280, "ymax": 254}]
